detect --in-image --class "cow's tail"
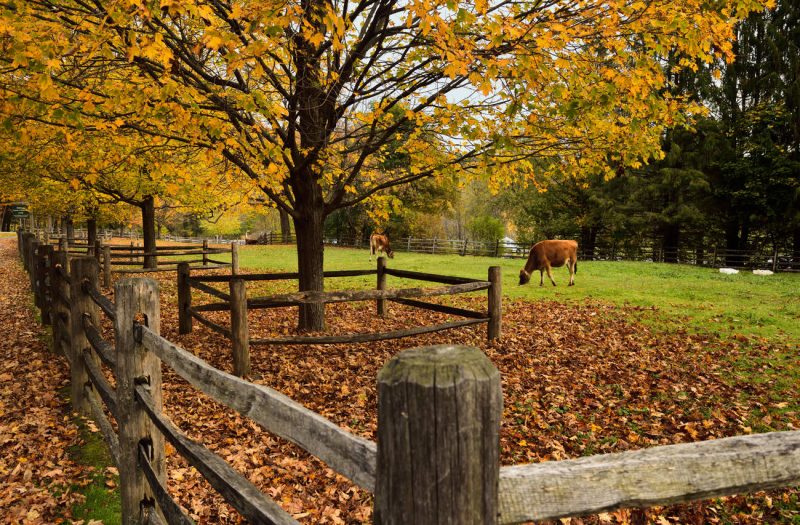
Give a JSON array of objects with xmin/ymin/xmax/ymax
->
[{"xmin": 574, "ymin": 259, "xmax": 578, "ymax": 273}]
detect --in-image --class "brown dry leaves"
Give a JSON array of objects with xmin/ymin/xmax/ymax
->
[
  {"xmin": 4, "ymin": 243, "xmax": 799, "ymax": 524},
  {"xmin": 0, "ymin": 240, "xmax": 97, "ymax": 524}
]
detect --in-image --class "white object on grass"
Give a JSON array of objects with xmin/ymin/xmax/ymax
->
[
  {"xmin": 753, "ymin": 269, "xmax": 774, "ymax": 276},
  {"xmin": 719, "ymin": 268, "xmax": 739, "ymax": 275}
]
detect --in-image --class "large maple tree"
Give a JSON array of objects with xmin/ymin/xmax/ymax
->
[{"xmin": 1, "ymin": 0, "xmax": 768, "ymax": 329}]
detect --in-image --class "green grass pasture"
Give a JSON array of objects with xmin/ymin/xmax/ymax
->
[{"xmin": 212, "ymin": 244, "xmax": 800, "ymax": 343}]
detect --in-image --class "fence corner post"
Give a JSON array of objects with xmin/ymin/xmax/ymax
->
[
  {"xmin": 177, "ymin": 262, "xmax": 193, "ymax": 334},
  {"xmin": 229, "ymin": 278, "xmax": 250, "ymax": 377},
  {"xmin": 377, "ymin": 256, "xmax": 387, "ymax": 317},
  {"xmin": 115, "ymin": 278, "xmax": 164, "ymax": 525},
  {"xmin": 69, "ymin": 256, "xmax": 100, "ymax": 415},
  {"xmin": 375, "ymin": 345, "xmax": 502, "ymax": 524},
  {"xmin": 488, "ymin": 266, "xmax": 502, "ymax": 341},
  {"xmin": 231, "ymin": 241, "xmax": 240, "ymax": 275}
]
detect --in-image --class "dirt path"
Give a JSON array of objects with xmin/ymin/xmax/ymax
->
[{"xmin": 0, "ymin": 238, "xmax": 94, "ymax": 524}]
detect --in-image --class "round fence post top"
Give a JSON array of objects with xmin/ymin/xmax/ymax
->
[{"xmin": 378, "ymin": 344, "xmax": 497, "ymax": 384}]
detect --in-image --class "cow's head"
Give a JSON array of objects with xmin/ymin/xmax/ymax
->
[{"xmin": 519, "ymin": 269, "xmax": 531, "ymax": 285}]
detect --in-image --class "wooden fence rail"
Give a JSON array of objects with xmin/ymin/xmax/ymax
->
[
  {"xmin": 179, "ymin": 257, "xmax": 501, "ymax": 376},
  {"xmin": 16, "ymin": 229, "xmax": 800, "ymax": 525}
]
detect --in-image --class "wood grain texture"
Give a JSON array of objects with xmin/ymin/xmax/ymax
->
[
  {"xmin": 136, "ymin": 385, "xmax": 299, "ymax": 525},
  {"xmin": 115, "ymin": 278, "xmax": 165, "ymax": 525},
  {"xmin": 229, "ymin": 279, "xmax": 250, "ymax": 377},
  {"xmin": 139, "ymin": 326, "xmax": 377, "ymax": 490},
  {"xmin": 375, "ymin": 345, "xmax": 502, "ymax": 524},
  {"xmin": 177, "ymin": 263, "xmax": 192, "ymax": 335},
  {"xmin": 250, "ymin": 318, "xmax": 488, "ymax": 346},
  {"xmin": 70, "ymin": 257, "xmax": 101, "ymax": 416},
  {"xmin": 487, "ymin": 266, "xmax": 502, "ymax": 340},
  {"xmin": 497, "ymin": 430, "xmax": 800, "ymax": 524}
]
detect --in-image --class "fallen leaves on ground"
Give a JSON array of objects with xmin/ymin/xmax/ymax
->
[
  {"xmin": 5, "ymin": 239, "xmax": 799, "ymax": 524},
  {"xmin": 0, "ymin": 241, "xmax": 97, "ymax": 524}
]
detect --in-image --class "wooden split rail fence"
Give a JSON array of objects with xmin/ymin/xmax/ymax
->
[
  {"xmin": 19, "ymin": 231, "xmax": 236, "ymax": 280},
  {"xmin": 177, "ymin": 258, "xmax": 502, "ymax": 377},
  {"xmin": 15, "ymin": 230, "xmax": 800, "ymax": 524}
]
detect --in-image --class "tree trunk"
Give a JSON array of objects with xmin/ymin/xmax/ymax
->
[
  {"xmin": 141, "ymin": 196, "xmax": 157, "ymax": 269},
  {"xmin": 87, "ymin": 217, "xmax": 97, "ymax": 248},
  {"xmin": 280, "ymin": 208, "xmax": 291, "ymax": 243},
  {"xmin": 65, "ymin": 215, "xmax": 74, "ymax": 242},
  {"xmin": 294, "ymin": 209, "xmax": 326, "ymax": 331}
]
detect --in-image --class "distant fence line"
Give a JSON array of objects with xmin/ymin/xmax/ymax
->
[
  {"xmin": 26, "ymin": 227, "xmax": 799, "ymax": 271},
  {"xmin": 15, "ymin": 229, "xmax": 800, "ymax": 524},
  {"xmin": 318, "ymin": 235, "xmax": 799, "ymax": 272}
]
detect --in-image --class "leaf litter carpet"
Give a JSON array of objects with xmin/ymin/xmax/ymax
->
[{"xmin": 2, "ymin": 238, "xmax": 799, "ymax": 523}]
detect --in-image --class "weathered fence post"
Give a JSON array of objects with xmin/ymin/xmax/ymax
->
[
  {"xmin": 177, "ymin": 262, "xmax": 193, "ymax": 334},
  {"xmin": 50, "ymin": 250, "xmax": 68, "ymax": 355},
  {"xmin": 94, "ymin": 239, "xmax": 103, "ymax": 262},
  {"xmin": 202, "ymin": 239, "xmax": 209, "ymax": 266},
  {"xmin": 487, "ymin": 266, "xmax": 502, "ymax": 341},
  {"xmin": 29, "ymin": 239, "xmax": 42, "ymax": 305},
  {"xmin": 115, "ymin": 278, "xmax": 165, "ymax": 525},
  {"xmin": 375, "ymin": 345, "xmax": 502, "ymax": 524},
  {"xmin": 38, "ymin": 244, "xmax": 53, "ymax": 326},
  {"xmin": 407, "ymin": 237, "xmax": 411, "ymax": 252},
  {"xmin": 231, "ymin": 241, "xmax": 240, "ymax": 275},
  {"xmin": 229, "ymin": 278, "xmax": 250, "ymax": 377},
  {"xmin": 103, "ymin": 245, "xmax": 112, "ymax": 288},
  {"xmin": 377, "ymin": 256, "xmax": 387, "ymax": 317},
  {"xmin": 69, "ymin": 256, "xmax": 101, "ymax": 416}
]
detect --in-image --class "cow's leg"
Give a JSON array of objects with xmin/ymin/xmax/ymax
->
[
  {"xmin": 568, "ymin": 259, "xmax": 575, "ymax": 286},
  {"xmin": 545, "ymin": 263, "xmax": 556, "ymax": 286},
  {"xmin": 539, "ymin": 269, "xmax": 544, "ymax": 286},
  {"xmin": 369, "ymin": 243, "xmax": 374, "ymax": 261}
]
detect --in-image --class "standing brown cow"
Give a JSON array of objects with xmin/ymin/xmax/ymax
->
[
  {"xmin": 370, "ymin": 233, "xmax": 394, "ymax": 260},
  {"xmin": 519, "ymin": 240, "xmax": 578, "ymax": 286}
]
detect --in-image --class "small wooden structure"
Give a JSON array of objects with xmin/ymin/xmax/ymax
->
[{"xmin": 178, "ymin": 257, "xmax": 502, "ymax": 376}]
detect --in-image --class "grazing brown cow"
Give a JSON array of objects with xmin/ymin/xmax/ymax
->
[
  {"xmin": 370, "ymin": 233, "xmax": 394, "ymax": 260},
  {"xmin": 519, "ymin": 239, "xmax": 578, "ymax": 286}
]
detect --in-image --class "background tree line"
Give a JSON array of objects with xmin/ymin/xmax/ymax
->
[{"xmin": 323, "ymin": 1, "xmax": 800, "ymax": 266}]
